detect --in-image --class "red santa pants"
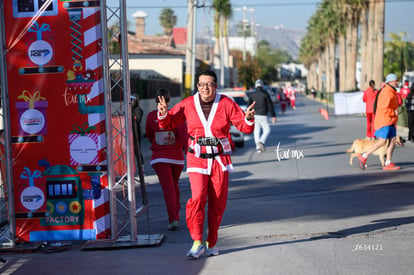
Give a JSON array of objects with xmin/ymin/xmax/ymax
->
[
  {"xmin": 366, "ymin": 112, "xmax": 375, "ymax": 139},
  {"xmin": 186, "ymin": 161, "xmax": 229, "ymax": 247},
  {"xmin": 290, "ymin": 99, "xmax": 296, "ymax": 109},
  {"xmin": 153, "ymin": 163, "xmax": 184, "ymax": 223},
  {"xmin": 280, "ymin": 102, "xmax": 286, "ymax": 113}
]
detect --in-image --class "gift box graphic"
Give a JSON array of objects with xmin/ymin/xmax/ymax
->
[
  {"xmin": 27, "ymin": 22, "xmax": 53, "ymax": 66},
  {"xmin": 69, "ymin": 123, "xmax": 99, "ymax": 165},
  {"xmin": 16, "ymin": 167, "xmax": 47, "ymax": 216},
  {"xmin": 18, "ymin": 21, "xmax": 64, "ymax": 75},
  {"xmin": 66, "ymin": 61, "xmax": 96, "ymax": 94},
  {"xmin": 16, "ymin": 90, "xmax": 48, "ymax": 135}
]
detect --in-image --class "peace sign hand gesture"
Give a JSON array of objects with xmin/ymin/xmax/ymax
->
[
  {"xmin": 157, "ymin": 96, "xmax": 168, "ymax": 116},
  {"xmin": 245, "ymin": 101, "xmax": 256, "ymax": 120}
]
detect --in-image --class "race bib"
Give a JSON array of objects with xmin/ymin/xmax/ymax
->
[
  {"xmin": 220, "ymin": 138, "xmax": 232, "ymax": 154},
  {"xmin": 155, "ymin": 131, "xmax": 176, "ymax": 145}
]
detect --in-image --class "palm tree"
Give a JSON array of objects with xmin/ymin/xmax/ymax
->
[
  {"xmin": 159, "ymin": 8, "xmax": 177, "ymax": 35},
  {"xmin": 212, "ymin": 0, "xmax": 232, "ymax": 88},
  {"xmin": 300, "ymin": 0, "xmax": 386, "ymax": 95},
  {"xmin": 299, "ymin": 15, "xmax": 322, "ymax": 92},
  {"xmin": 384, "ymin": 32, "xmax": 410, "ymax": 78}
]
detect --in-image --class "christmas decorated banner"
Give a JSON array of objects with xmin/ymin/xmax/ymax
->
[{"xmin": 3, "ymin": 0, "xmax": 110, "ymax": 242}]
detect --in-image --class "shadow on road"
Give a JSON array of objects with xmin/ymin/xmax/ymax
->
[{"xmin": 220, "ymin": 215, "xmax": 414, "ymax": 255}]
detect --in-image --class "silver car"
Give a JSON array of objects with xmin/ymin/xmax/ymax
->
[{"xmin": 218, "ymin": 90, "xmax": 249, "ymax": 148}]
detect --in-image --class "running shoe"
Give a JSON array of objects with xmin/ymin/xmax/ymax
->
[
  {"xmin": 205, "ymin": 242, "xmax": 219, "ymax": 256},
  {"xmin": 358, "ymin": 154, "xmax": 367, "ymax": 170},
  {"xmin": 257, "ymin": 142, "xmax": 265, "ymax": 152},
  {"xmin": 383, "ymin": 163, "xmax": 400, "ymax": 171},
  {"xmin": 186, "ymin": 241, "xmax": 205, "ymax": 259},
  {"xmin": 167, "ymin": 220, "xmax": 179, "ymax": 231}
]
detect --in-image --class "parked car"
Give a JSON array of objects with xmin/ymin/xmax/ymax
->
[
  {"xmin": 217, "ymin": 89, "xmax": 249, "ymax": 148},
  {"xmin": 263, "ymin": 85, "xmax": 278, "ymax": 104}
]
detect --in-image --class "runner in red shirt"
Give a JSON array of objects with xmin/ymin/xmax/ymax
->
[
  {"xmin": 362, "ymin": 80, "xmax": 378, "ymax": 139},
  {"xmin": 146, "ymin": 89, "xmax": 188, "ymax": 231},
  {"xmin": 400, "ymin": 80, "xmax": 410, "ymax": 100}
]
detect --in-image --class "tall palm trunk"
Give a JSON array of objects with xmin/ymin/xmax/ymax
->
[
  {"xmin": 213, "ymin": 12, "xmax": 223, "ymax": 88},
  {"xmin": 350, "ymin": 23, "xmax": 358, "ymax": 91},
  {"xmin": 328, "ymin": 38, "xmax": 336, "ymax": 92},
  {"xmin": 359, "ymin": 5, "xmax": 368, "ymax": 90},
  {"xmin": 366, "ymin": 0, "xmax": 375, "ymax": 85},
  {"xmin": 373, "ymin": 0, "xmax": 385, "ymax": 84},
  {"xmin": 338, "ymin": 33, "xmax": 346, "ymax": 92},
  {"xmin": 345, "ymin": 20, "xmax": 358, "ymax": 92},
  {"xmin": 212, "ymin": 0, "xmax": 232, "ymax": 88},
  {"xmin": 307, "ymin": 62, "xmax": 317, "ymax": 90},
  {"xmin": 311, "ymin": 62, "xmax": 318, "ymax": 90},
  {"xmin": 318, "ymin": 52, "xmax": 325, "ymax": 92},
  {"xmin": 324, "ymin": 49, "xmax": 330, "ymax": 93},
  {"xmin": 222, "ymin": 18, "xmax": 230, "ymax": 87},
  {"xmin": 218, "ymin": 26, "xmax": 225, "ymax": 88}
]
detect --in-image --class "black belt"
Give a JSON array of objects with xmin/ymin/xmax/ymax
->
[
  {"xmin": 188, "ymin": 147, "xmax": 222, "ymax": 159},
  {"xmin": 190, "ymin": 136, "xmax": 221, "ymax": 146}
]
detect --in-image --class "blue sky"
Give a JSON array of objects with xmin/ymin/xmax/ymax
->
[{"xmin": 107, "ymin": 0, "xmax": 414, "ymax": 41}]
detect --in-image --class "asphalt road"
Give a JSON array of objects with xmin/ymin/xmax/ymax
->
[{"xmin": 1, "ymin": 94, "xmax": 413, "ymax": 275}]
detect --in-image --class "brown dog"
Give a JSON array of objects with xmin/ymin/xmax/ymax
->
[{"xmin": 346, "ymin": 136, "xmax": 405, "ymax": 166}]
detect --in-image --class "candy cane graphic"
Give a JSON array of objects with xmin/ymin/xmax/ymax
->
[{"xmin": 64, "ymin": 1, "xmax": 109, "ymax": 239}]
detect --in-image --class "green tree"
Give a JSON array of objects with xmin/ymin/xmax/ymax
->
[
  {"xmin": 384, "ymin": 32, "xmax": 414, "ymax": 79},
  {"xmin": 256, "ymin": 40, "xmax": 291, "ymax": 83},
  {"xmin": 107, "ymin": 20, "xmax": 132, "ymax": 54},
  {"xmin": 108, "ymin": 22, "xmax": 121, "ymax": 54},
  {"xmin": 159, "ymin": 8, "xmax": 177, "ymax": 35},
  {"xmin": 230, "ymin": 49, "xmax": 257, "ymax": 88},
  {"xmin": 212, "ymin": 0, "xmax": 232, "ymax": 88}
]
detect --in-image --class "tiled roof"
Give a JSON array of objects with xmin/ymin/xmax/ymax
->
[
  {"xmin": 141, "ymin": 35, "xmax": 174, "ymax": 47},
  {"xmin": 127, "ymin": 34, "xmax": 185, "ymax": 56}
]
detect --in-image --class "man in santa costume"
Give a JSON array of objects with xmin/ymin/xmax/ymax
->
[
  {"xmin": 285, "ymin": 84, "xmax": 296, "ymax": 109},
  {"xmin": 157, "ymin": 69, "xmax": 256, "ymax": 258}
]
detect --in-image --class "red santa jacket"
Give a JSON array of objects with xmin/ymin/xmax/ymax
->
[
  {"xmin": 158, "ymin": 92, "xmax": 254, "ymax": 175},
  {"xmin": 146, "ymin": 109, "xmax": 187, "ymax": 166},
  {"xmin": 363, "ymin": 86, "xmax": 378, "ymax": 114},
  {"xmin": 400, "ymin": 84, "xmax": 410, "ymax": 100}
]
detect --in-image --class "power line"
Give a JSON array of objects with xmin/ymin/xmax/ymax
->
[{"xmin": 114, "ymin": 0, "xmax": 414, "ymax": 10}]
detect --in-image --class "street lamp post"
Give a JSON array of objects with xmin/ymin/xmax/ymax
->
[{"xmin": 235, "ymin": 6, "xmax": 254, "ymax": 62}]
